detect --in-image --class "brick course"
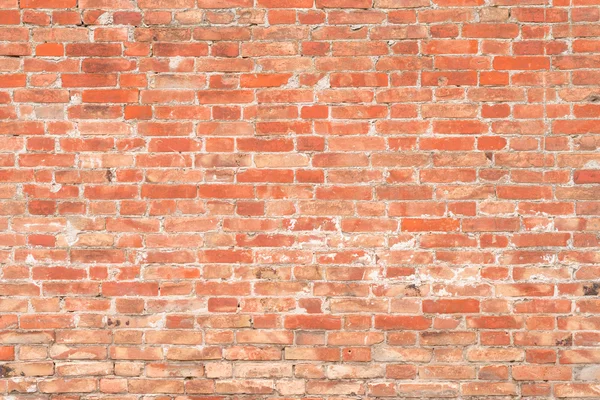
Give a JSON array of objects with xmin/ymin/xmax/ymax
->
[{"xmin": 1, "ymin": 0, "xmax": 600, "ymax": 398}]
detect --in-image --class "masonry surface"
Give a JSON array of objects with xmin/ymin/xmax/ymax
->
[{"xmin": 0, "ymin": 0, "xmax": 600, "ymax": 398}]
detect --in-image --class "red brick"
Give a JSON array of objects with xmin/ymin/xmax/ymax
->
[{"xmin": 0, "ymin": 2, "xmax": 596, "ymax": 397}]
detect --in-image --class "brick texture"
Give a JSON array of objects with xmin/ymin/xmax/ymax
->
[{"xmin": 1, "ymin": 0, "xmax": 600, "ymax": 398}]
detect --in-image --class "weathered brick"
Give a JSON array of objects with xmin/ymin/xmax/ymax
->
[{"xmin": 0, "ymin": 1, "xmax": 596, "ymax": 397}]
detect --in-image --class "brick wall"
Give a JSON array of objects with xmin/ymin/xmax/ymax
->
[{"xmin": 1, "ymin": 0, "xmax": 600, "ymax": 398}]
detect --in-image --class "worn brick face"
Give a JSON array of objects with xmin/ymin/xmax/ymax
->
[{"xmin": 0, "ymin": 0, "xmax": 599, "ymax": 398}]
